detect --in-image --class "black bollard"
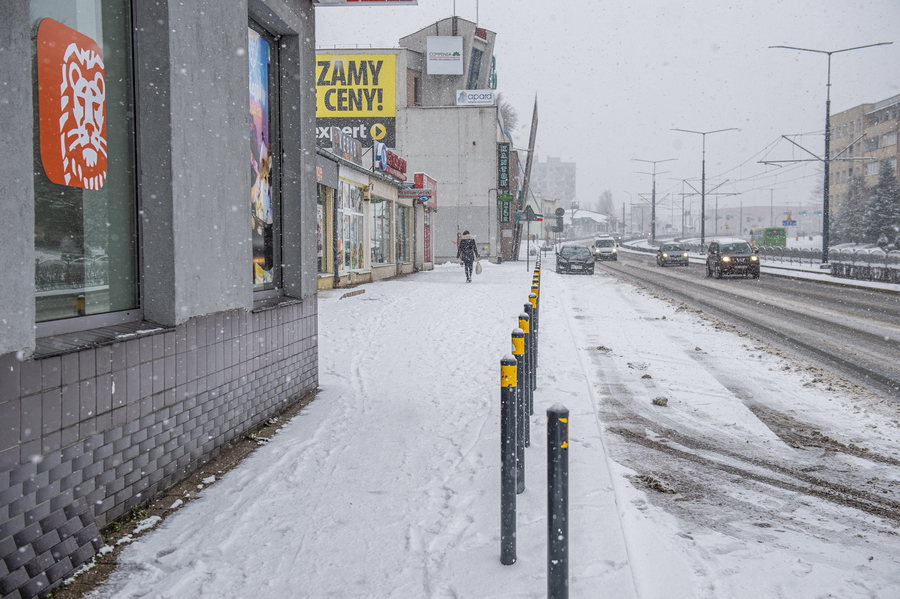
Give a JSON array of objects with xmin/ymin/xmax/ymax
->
[
  {"xmin": 547, "ymin": 404, "xmax": 569, "ymax": 599},
  {"xmin": 523, "ymin": 303, "xmax": 535, "ymax": 414},
  {"xmin": 500, "ymin": 356, "xmax": 518, "ymax": 565},
  {"xmin": 518, "ymin": 311, "xmax": 532, "ymax": 440},
  {"xmin": 511, "ymin": 328, "xmax": 526, "ymax": 492},
  {"xmin": 530, "ymin": 287, "xmax": 539, "ymax": 369}
]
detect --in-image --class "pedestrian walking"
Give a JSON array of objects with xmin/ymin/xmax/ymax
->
[{"xmin": 457, "ymin": 230, "xmax": 480, "ymax": 282}]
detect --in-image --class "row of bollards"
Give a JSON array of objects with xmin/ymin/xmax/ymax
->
[{"xmin": 499, "ymin": 259, "xmax": 569, "ymax": 599}]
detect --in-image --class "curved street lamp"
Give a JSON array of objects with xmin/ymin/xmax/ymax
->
[
  {"xmin": 769, "ymin": 42, "xmax": 892, "ymax": 263},
  {"xmin": 634, "ymin": 158, "xmax": 675, "ymax": 243},
  {"xmin": 671, "ymin": 127, "xmax": 738, "ymax": 249}
]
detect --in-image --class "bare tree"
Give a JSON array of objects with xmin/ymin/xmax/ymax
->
[
  {"xmin": 597, "ymin": 190, "xmax": 614, "ymax": 215},
  {"xmin": 495, "ymin": 92, "xmax": 519, "ymax": 132}
]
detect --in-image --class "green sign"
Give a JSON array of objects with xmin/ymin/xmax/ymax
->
[
  {"xmin": 497, "ymin": 143, "xmax": 510, "ymax": 191},
  {"xmin": 499, "ymin": 199, "xmax": 511, "ymax": 223},
  {"xmin": 498, "ymin": 193, "xmax": 514, "ymax": 202}
]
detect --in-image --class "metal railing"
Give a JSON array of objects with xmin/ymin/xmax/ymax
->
[
  {"xmin": 35, "ymin": 257, "xmax": 109, "ymax": 292},
  {"xmin": 828, "ymin": 248, "xmax": 900, "ymax": 284},
  {"xmin": 628, "ymin": 241, "xmax": 900, "ymax": 285}
]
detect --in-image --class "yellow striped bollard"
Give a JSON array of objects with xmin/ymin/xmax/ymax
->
[{"xmin": 500, "ymin": 355, "xmax": 517, "ymax": 565}]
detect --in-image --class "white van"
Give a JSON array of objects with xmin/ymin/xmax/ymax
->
[{"xmin": 591, "ymin": 236, "xmax": 618, "ymax": 261}]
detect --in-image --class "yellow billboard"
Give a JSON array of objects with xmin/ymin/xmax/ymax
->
[{"xmin": 316, "ymin": 54, "xmax": 396, "ymax": 118}]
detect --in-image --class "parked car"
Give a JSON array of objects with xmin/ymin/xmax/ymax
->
[
  {"xmin": 656, "ymin": 242, "xmax": 689, "ymax": 267},
  {"xmin": 705, "ymin": 238, "xmax": 760, "ymax": 279},
  {"xmin": 591, "ymin": 236, "xmax": 618, "ymax": 261},
  {"xmin": 557, "ymin": 244, "xmax": 595, "ymax": 274}
]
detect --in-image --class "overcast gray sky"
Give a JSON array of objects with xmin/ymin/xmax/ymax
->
[{"xmin": 315, "ymin": 0, "xmax": 900, "ymax": 215}]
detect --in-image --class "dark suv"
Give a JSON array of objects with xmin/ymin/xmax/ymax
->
[
  {"xmin": 705, "ymin": 239, "xmax": 760, "ymax": 279},
  {"xmin": 556, "ymin": 244, "xmax": 595, "ymax": 274}
]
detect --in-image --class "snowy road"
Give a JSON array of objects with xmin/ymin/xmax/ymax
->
[
  {"xmin": 88, "ymin": 261, "xmax": 900, "ymax": 598},
  {"xmin": 604, "ymin": 250, "xmax": 900, "ymax": 398},
  {"xmin": 547, "ymin": 264, "xmax": 900, "ymax": 597}
]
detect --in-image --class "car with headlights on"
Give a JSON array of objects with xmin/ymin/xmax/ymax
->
[
  {"xmin": 656, "ymin": 242, "xmax": 689, "ymax": 267},
  {"xmin": 705, "ymin": 238, "xmax": 760, "ymax": 279},
  {"xmin": 591, "ymin": 236, "xmax": 618, "ymax": 261},
  {"xmin": 556, "ymin": 244, "xmax": 595, "ymax": 274}
]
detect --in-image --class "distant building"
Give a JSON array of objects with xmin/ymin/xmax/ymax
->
[
  {"xmin": 828, "ymin": 93, "xmax": 900, "ymax": 213},
  {"xmin": 531, "ymin": 156, "xmax": 576, "ymax": 205}
]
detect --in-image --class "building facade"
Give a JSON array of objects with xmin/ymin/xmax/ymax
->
[
  {"xmin": 314, "ymin": 136, "xmax": 430, "ymax": 291},
  {"xmin": 317, "ymin": 16, "xmax": 523, "ymax": 264},
  {"xmin": 828, "ymin": 93, "xmax": 900, "ymax": 213},
  {"xmin": 314, "ymin": 51, "xmax": 436, "ymax": 284},
  {"xmin": 1, "ymin": 1, "xmax": 319, "ymax": 596},
  {"xmin": 399, "ymin": 18, "xmax": 518, "ymax": 262}
]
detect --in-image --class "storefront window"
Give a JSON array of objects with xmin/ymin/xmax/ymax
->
[
  {"xmin": 317, "ymin": 185, "xmax": 326, "ymax": 273},
  {"xmin": 32, "ymin": 1, "xmax": 138, "ymax": 322},
  {"xmin": 371, "ymin": 200, "xmax": 391, "ymax": 264},
  {"xmin": 338, "ymin": 180, "xmax": 364, "ymax": 272},
  {"xmin": 396, "ymin": 204, "xmax": 410, "ymax": 262},
  {"xmin": 423, "ymin": 208, "xmax": 432, "ymax": 263},
  {"xmin": 249, "ymin": 23, "xmax": 280, "ymax": 290}
]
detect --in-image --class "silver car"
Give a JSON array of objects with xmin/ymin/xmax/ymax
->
[{"xmin": 656, "ymin": 242, "xmax": 689, "ymax": 267}]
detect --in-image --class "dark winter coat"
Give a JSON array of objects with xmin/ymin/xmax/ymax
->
[{"xmin": 457, "ymin": 235, "xmax": 479, "ymax": 263}]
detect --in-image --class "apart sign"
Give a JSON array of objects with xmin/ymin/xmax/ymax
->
[
  {"xmin": 457, "ymin": 90, "xmax": 496, "ymax": 106},
  {"xmin": 426, "ymin": 36, "xmax": 463, "ymax": 75}
]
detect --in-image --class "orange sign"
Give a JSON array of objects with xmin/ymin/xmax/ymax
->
[{"xmin": 37, "ymin": 18, "xmax": 107, "ymax": 190}]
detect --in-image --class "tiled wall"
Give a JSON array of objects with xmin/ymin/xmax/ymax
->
[{"xmin": 0, "ymin": 300, "xmax": 317, "ymax": 599}]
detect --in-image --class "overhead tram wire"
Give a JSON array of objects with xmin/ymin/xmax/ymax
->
[
  {"xmin": 665, "ymin": 132, "xmax": 831, "ymax": 216},
  {"xmin": 693, "ymin": 135, "xmax": 825, "ymax": 198}
]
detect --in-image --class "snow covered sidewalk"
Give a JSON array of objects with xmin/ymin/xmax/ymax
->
[
  {"xmin": 86, "ymin": 260, "xmax": 900, "ymax": 598},
  {"xmin": 86, "ymin": 261, "xmax": 639, "ymax": 598}
]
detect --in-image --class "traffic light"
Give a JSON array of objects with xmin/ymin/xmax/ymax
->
[{"xmin": 555, "ymin": 207, "xmax": 564, "ymax": 232}]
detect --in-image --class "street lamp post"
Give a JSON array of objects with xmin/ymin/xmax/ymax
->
[
  {"xmin": 672, "ymin": 127, "xmax": 737, "ymax": 250},
  {"xmin": 634, "ymin": 158, "xmax": 675, "ymax": 244},
  {"xmin": 622, "ymin": 191, "xmax": 633, "ymax": 236},
  {"xmin": 769, "ymin": 42, "xmax": 892, "ymax": 264}
]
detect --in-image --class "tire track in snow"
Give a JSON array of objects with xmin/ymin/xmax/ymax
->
[
  {"xmin": 550, "ymin": 268, "xmax": 643, "ymax": 599},
  {"xmin": 564, "ymin": 270, "xmax": 900, "ymax": 531}
]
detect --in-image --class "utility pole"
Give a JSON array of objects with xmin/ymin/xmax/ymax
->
[
  {"xmin": 672, "ymin": 128, "xmax": 737, "ymax": 250},
  {"xmin": 634, "ymin": 158, "xmax": 675, "ymax": 243},
  {"xmin": 769, "ymin": 42, "xmax": 892, "ymax": 263}
]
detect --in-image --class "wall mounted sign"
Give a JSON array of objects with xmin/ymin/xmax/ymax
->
[{"xmin": 37, "ymin": 18, "xmax": 107, "ymax": 190}]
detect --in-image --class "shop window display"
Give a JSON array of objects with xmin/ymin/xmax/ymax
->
[
  {"xmin": 338, "ymin": 180, "xmax": 364, "ymax": 272},
  {"xmin": 396, "ymin": 204, "xmax": 410, "ymax": 262},
  {"xmin": 249, "ymin": 23, "xmax": 280, "ymax": 290},
  {"xmin": 32, "ymin": 0, "xmax": 137, "ymax": 322},
  {"xmin": 371, "ymin": 200, "xmax": 391, "ymax": 264}
]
